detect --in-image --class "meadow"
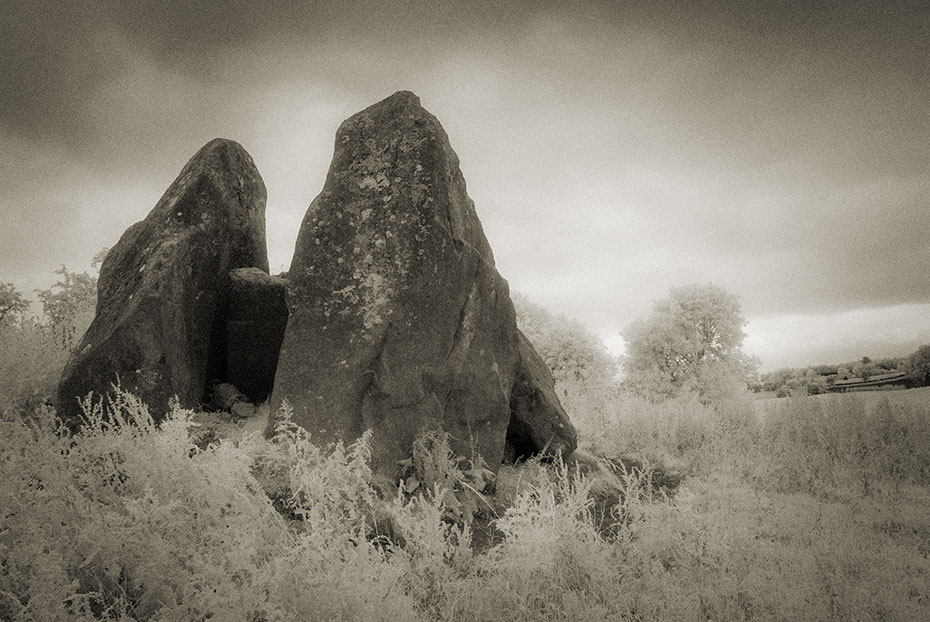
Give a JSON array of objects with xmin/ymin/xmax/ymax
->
[{"xmin": 2, "ymin": 319, "xmax": 930, "ymax": 621}]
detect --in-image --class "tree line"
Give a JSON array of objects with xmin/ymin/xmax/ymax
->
[
  {"xmin": 0, "ymin": 251, "xmax": 107, "ymax": 413},
  {"xmin": 0, "ymin": 248, "xmax": 107, "ymax": 332},
  {"xmin": 515, "ymin": 283, "xmax": 759, "ymax": 406},
  {"xmin": 758, "ymin": 347, "xmax": 930, "ymax": 397},
  {"xmin": 518, "ymin": 282, "xmax": 930, "ymax": 405}
]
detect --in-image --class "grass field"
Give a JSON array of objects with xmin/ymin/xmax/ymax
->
[
  {"xmin": 753, "ymin": 385, "xmax": 930, "ymax": 410},
  {"xmin": 3, "ymin": 368, "xmax": 930, "ymax": 620},
  {"xmin": 810, "ymin": 385, "xmax": 930, "ymax": 409}
]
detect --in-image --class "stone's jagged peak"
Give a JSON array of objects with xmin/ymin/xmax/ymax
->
[
  {"xmin": 340, "ymin": 90, "xmax": 435, "ymax": 137},
  {"xmin": 178, "ymin": 138, "xmax": 261, "ymax": 183},
  {"xmin": 337, "ymin": 90, "xmax": 431, "ymax": 142},
  {"xmin": 382, "ymin": 90, "xmax": 421, "ymax": 107},
  {"xmin": 169, "ymin": 137, "xmax": 264, "ymax": 187},
  {"xmin": 326, "ymin": 90, "xmax": 496, "ymax": 266},
  {"xmin": 203, "ymin": 136, "xmax": 244, "ymax": 148},
  {"xmin": 199, "ymin": 137, "xmax": 246, "ymax": 152}
]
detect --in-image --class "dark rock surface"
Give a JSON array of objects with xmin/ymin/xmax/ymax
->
[
  {"xmin": 206, "ymin": 381, "xmax": 247, "ymax": 411},
  {"xmin": 271, "ymin": 91, "xmax": 521, "ymax": 479},
  {"xmin": 225, "ymin": 267, "xmax": 288, "ymax": 402},
  {"xmin": 57, "ymin": 139, "xmax": 268, "ymax": 425},
  {"xmin": 506, "ymin": 330, "xmax": 578, "ymax": 461}
]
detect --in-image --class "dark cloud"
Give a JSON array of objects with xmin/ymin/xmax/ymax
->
[
  {"xmin": 4, "ymin": 0, "xmax": 927, "ymax": 141},
  {"xmin": 0, "ymin": 2, "xmax": 112, "ymax": 141},
  {"xmin": 1, "ymin": 0, "xmax": 570, "ymax": 142}
]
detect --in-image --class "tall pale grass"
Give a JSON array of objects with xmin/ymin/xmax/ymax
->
[
  {"xmin": 0, "ymin": 310, "xmax": 93, "ymax": 415},
  {"xmin": 3, "ymin": 335, "xmax": 930, "ymax": 619}
]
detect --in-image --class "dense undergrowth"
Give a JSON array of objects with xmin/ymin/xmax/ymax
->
[
  {"xmin": 3, "ymin": 312, "xmax": 930, "ymax": 619},
  {"xmin": 3, "ymin": 384, "xmax": 930, "ymax": 620},
  {"xmin": 0, "ymin": 314, "xmax": 91, "ymax": 415}
]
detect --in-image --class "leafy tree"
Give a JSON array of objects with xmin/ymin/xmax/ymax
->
[
  {"xmin": 0, "ymin": 282, "xmax": 29, "ymax": 328},
  {"xmin": 35, "ymin": 249, "xmax": 107, "ymax": 328},
  {"xmin": 852, "ymin": 361, "xmax": 879, "ymax": 381},
  {"xmin": 512, "ymin": 293, "xmax": 617, "ymax": 387},
  {"xmin": 91, "ymin": 247, "xmax": 110, "ymax": 271},
  {"xmin": 33, "ymin": 249, "xmax": 109, "ymax": 350},
  {"xmin": 35, "ymin": 266, "xmax": 98, "ymax": 327},
  {"xmin": 905, "ymin": 345, "xmax": 930, "ymax": 388},
  {"xmin": 875, "ymin": 357, "xmax": 904, "ymax": 372},
  {"xmin": 800, "ymin": 368, "xmax": 827, "ymax": 395},
  {"xmin": 622, "ymin": 283, "xmax": 757, "ymax": 403},
  {"xmin": 1, "ymin": 252, "xmax": 109, "ymax": 412},
  {"xmin": 511, "ymin": 294, "xmax": 619, "ymax": 433}
]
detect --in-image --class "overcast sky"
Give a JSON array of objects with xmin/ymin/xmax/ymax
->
[{"xmin": 2, "ymin": 0, "xmax": 928, "ymax": 371}]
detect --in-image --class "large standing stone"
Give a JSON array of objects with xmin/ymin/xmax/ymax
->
[
  {"xmin": 57, "ymin": 139, "xmax": 268, "ymax": 425},
  {"xmin": 271, "ymin": 91, "xmax": 520, "ymax": 479},
  {"xmin": 225, "ymin": 267, "xmax": 288, "ymax": 402},
  {"xmin": 506, "ymin": 330, "xmax": 578, "ymax": 461}
]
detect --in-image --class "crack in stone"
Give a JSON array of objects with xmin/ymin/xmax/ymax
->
[{"xmin": 446, "ymin": 261, "xmax": 482, "ymax": 367}]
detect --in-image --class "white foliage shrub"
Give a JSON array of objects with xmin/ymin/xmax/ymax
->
[{"xmin": 3, "ymin": 317, "xmax": 930, "ymax": 621}]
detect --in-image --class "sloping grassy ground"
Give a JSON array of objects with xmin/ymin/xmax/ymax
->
[
  {"xmin": 2, "ymin": 349, "xmax": 930, "ymax": 620},
  {"xmin": 811, "ymin": 385, "xmax": 930, "ymax": 410}
]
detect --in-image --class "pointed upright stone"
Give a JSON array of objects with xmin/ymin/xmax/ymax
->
[
  {"xmin": 272, "ymin": 91, "xmax": 521, "ymax": 478},
  {"xmin": 57, "ymin": 139, "xmax": 268, "ymax": 425}
]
